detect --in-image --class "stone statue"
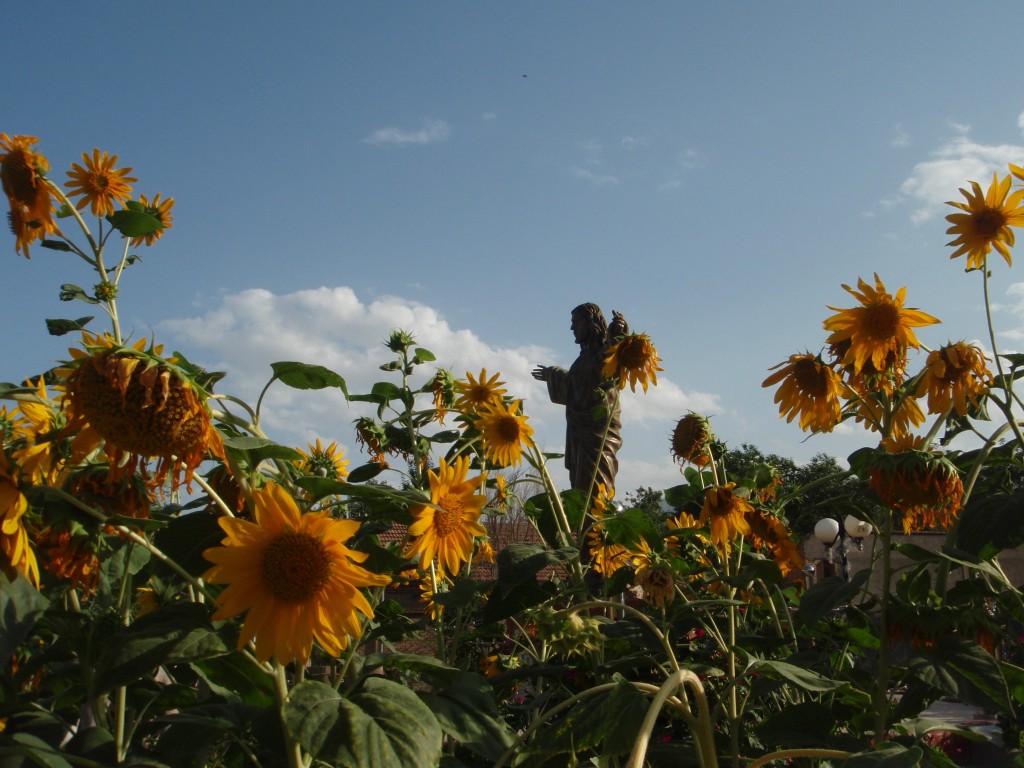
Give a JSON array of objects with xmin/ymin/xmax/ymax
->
[{"xmin": 532, "ymin": 303, "xmax": 627, "ymax": 497}]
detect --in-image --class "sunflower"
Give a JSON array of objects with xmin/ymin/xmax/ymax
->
[
  {"xmin": 477, "ymin": 400, "xmax": 535, "ymax": 467},
  {"xmin": 203, "ymin": 482, "xmax": 390, "ymax": 664},
  {"xmin": 405, "ymin": 456, "xmax": 488, "ymax": 579},
  {"xmin": 295, "ymin": 439, "xmax": 349, "ymax": 481},
  {"xmin": 744, "ymin": 508, "xmax": 804, "ymax": 578},
  {"xmin": 587, "ymin": 524, "xmax": 649, "ymax": 577},
  {"xmin": 36, "ymin": 526, "xmax": 100, "ymax": 594},
  {"xmin": 62, "ymin": 333, "xmax": 223, "ymax": 491},
  {"xmin": 823, "ymin": 274, "xmax": 939, "ymax": 377},
  {"xmin": 130, "ymin": 192, "xmax": 174, "ymax": 247},
  {"xmin": 430, "ymin": 369, "xmax": 455, "ymax": 425},
  {"xmin": 0, "ymin": 133, "xmax": 58, "ymax": 258},
  {"xmin": 419, "ymin": 577, "xmax": 444, "ymax": 622},
  {"xmin": 633, "ymin": 552, "xmax": 676, "ymax": 610},
  {"xmin": 762, "ymin": 353, "xmax": 846, "ymax": 433},
  {"xmin": 0, "ymin": 452, "xmax": 38, "ymax": 586},
  {"xmin": 916, "ymin": 341, "xmax": 991, "ymax": 417},
  {"xmin": 670, "ymin": 412, "xmax": 713, "ymax": 467},
  {"xmin": 453, "ymin": 369, "xmax": 506, "ymax": 415},
  {"xmin": 602, "ymin": 333, "xmax": 663, "ymax": 393},
  {"xmin": 699, "ymin": 483, "xmax": 752, "ymax": 550},
  {"xmin": 11, "ymin": 377, "xmax": 65, "ymax": 484},
  {"xmin": 65, "ymin": 148, "xmax": 137, "ymax": 218},
  {"xmin": 946, "ymin": 172, "xmax": 1024, "ymax": 270},
  {"xmin": 852, "ymin": 392, "xmax": 925, "ymax": 440},
  {"xmin": 867, "ymin": 435, "xmax": 963, "ymax": 534},
  {"xmin": 69, "ymin": 467, "xmax": 151, "ymax": 527},
  {"xmin": 666, "ymin": 510, "xmax": 708, "ymax": 556}
]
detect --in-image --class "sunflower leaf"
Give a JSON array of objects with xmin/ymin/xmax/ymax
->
[
  {"xmin": 45, "ymin": 316, "xmax": 94, "ymax": 335},
  {"xmin": 41, "ymin": 239, "xmax": 72, "ymax": 252},
  {"xmin": 412, "ymin": 347, "xmax": 436, "ymax": 363},
  {"xmin": 284, "ymin": 678, "xmax": 442, "ymax": 768},
  {"xmin": 270, "ymin": 361, "xmax": 349, "ymax": 397},
  {"xmin": 0, "ymin": 572, "xmax": 50, "ymax": 662},
  {"xmin": 106, "ymin": 208, "xmax": 164, "ymax": 237}
]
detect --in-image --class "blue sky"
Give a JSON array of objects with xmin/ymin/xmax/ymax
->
[{"xmin": 6, "ymin": 3, "xmax": 1024, "ymax": 495}]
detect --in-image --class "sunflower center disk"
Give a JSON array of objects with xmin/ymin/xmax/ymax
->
[
  {"xmin": 793, "ymin": 359, "xmax": 828, "ymax": 396},
  {"xmin": 862, "ymin": 302, "xmax": 901, "ymax": 339},
  {"xmin": 619, "ymin": 340, "xmax": 647, "ymax": 368},
  {"xmin": 434, "ymin": 495, "xmax": 465, "ymax": 537},
  {"xmin": 261, "ymin": 532, "xmax": 331, "ymax": 603},
  {"xmin": 973, "ymin": 209, "xmax": 1006, "ymax": 237},
  {"xmin": 496, "ymin": 416, "xmax": 521, "ymax": 442}
]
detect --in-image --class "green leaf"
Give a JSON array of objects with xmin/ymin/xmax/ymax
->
[
  {"xmin": 348, "ymin": 462, "xmax": 387, "ymax": 484},
  {"xmin": 0, "ymin": 571, "xmax": 50, "ymax": 661},
  {"xmin": 495, "ymin": 543, "xmax": 577, "ymax": 596},
  {"xmin": 418, "ymin": 671, "xmax": 516, "ymax": 761},
  {"xmin": 152, "ymin": 510, "xmax": 224, "ymax": 577},
  {"xmin": 601, "ymin": 507, "xmax": 661, "ymax": 549},
  {"xmin": 754, "ymin": 701, "xmax": 834, "ymax": 748},
  {"xmin": 192, "ymin": 653, "xmax": 275, "ymax": 707},
  {"xmin": 58, "ymin": 283, "xmax": 95, "ymax": 303},
  {"xmin": 106, "ymin": 208, "xmax": 164, "ymax": 237},
  {"xmin": 798, "ymin": 568, "xmax": 871, "ymax": 627},
  {"xmin": 270, "ymin": 361, "xmax": 349, "ymax": 396},
  {"xmin": 370, "ymin": 381, "xmax": 402, "ymax": 401},
  {"xmin": 45, "ymin": 316, "xmax": 94, "ymax": 335},
  {"xmin": 956, "ymin": 489, "xmax": 1024, "ymax": 557},
  {"xmin": 845, "ymin": 744, "xmax": 924, "ymax": 767},
  {"xmin": 601, "ymin": 679, "xmax": 649, "ymax": 757},
  {"xmin": 41, "ymin": 239, "xmax": 73, "ymax": 252},
  {"xmin": 412, "ymin": 347, "xmax": 436, "ymax": 363},
  {"xmin": 283, "ymin": 678, "xmax": 442, "ymax": 768},
  {"xmin": 749, "ymin": 659, "xmax": 845, "ymax": 692},
  {"xmin": 10, "ymin": 732, "xmax": 76, "ymax": 768},
  {"xmin": 221, "ymin": 434, "xmax": 303, "ymax": 462},
  {"xmin": 524, "ymin": 490, "xmax": 585, "ymax": 549},
  {"xmin": 907, "ymin": 634, "xmax": 1010, "ymax": 712}
]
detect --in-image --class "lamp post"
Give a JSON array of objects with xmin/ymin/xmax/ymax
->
[{"xmin": 813, "ymin": 517, "xmax": 847, "ymax": 581}]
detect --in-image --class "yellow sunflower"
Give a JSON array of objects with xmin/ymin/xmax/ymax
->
[
  {"xmin": 946, "ymin": 172, "xmax": 1024, "ymax": 270},
  {"xmin": 823, "ymin": 274, "xmax": 939, "ymax": 377},
  {"xmin": 11, "ymin": 377, "xmax": 65, "ymax": 485},
  {"xmin": 131, "ymin": 192, "xmax": 174, "ymax": 247},
  {"xmin": 632, "ymin": 552, "xmax": 676, "ymax": 610},
  {"xmin": 295, "ymin": 439, "xmax": 350, "ymax": 481},
  {"xmin": 405, "ymin": 456, "xmax": 488, "ymax": 579},
  {"xmin": 744, "ymin": 508, "xmax": 804, "ymax": 578},
  {"xmin": 0, "ymin": 452, "xmax": 38, "ymax": 586},
  {"xmin": 477, "ymin": 399, "xmax": 535, "ymax": 467},
  {"xmin": 37, "ymin": 526, "xmax": 99, "ymax": 594},
  {"xmin": 852, "ymin": 393, "xmax": 925, "ymax": 440},
  {"xmin": 587, "ymin": 524, "xmax": 649, "ymax": 577},
  {"xmin": 670, "ymin": 412, "xmax": 713, "ymax": 468},
  {"xmin": 762, "ymin": 353, "xmax": 846, "ymax": 433},
  {"xmin": 62, "ymin": 332, "xmax": 223, "ymax": 491},
  {"xmin": 0, "ymin": 133, "xmax": 58, "ymax": 258},
  {"xmin": 699, "ymin": 482, "xmax": 752, "ymax": 550},
  {"xmin": 453, "ymin": 369, "xmax": 507, "ymax": 415},
  {"xmin": 867, "ymin": 436, "xmax": 963, "ymax": 535},
  {"xmin": 204, "ymin": 482, "xmax": 390, "ymax": 664},
  {"xmin": 602, "ymin": 333, "xmax": 663, "ymax": 393},
  {"xmin": 916, "ymin": 341, "xmax": 991, "ymax": 417},
  {"xmin": 65, "ymin": 148, "xmax": 137, "ymax": 217}
]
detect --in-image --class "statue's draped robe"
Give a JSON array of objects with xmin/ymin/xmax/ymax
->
[{"xmin": 543, "ymin": 344, "xmax": 622, "ymax": 496}]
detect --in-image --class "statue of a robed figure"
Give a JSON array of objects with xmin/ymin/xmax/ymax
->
[{"xmin": 532, "ymin": 303, "xmax": 628, "ymax": 497}]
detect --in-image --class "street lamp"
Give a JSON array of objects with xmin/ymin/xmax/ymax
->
[
  {"xmin": 813, "ymin": 517, "xmax": 848, "ymax": 580},
  {"xmin": 843, "ymin": 514, "xmax": 873, "ymax": 551}
]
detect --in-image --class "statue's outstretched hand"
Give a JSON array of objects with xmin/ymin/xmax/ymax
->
[{"xmin": 531, "ymin": 366, "xmax": 548, "ymax": 381}]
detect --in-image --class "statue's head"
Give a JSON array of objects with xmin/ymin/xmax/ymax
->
[{"xmin": 571, "ymin": 303, "xmax": 607, "ymax": 348}]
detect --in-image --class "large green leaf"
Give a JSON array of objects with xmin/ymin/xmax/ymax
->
[
  {"xmin": 844, "ymin": 744, "xmax": 923, "ymax": 767},
  {"xmin": 270, "ymin": 361, "xmax": 349, "ymax": 396},
  {"xmin": 495, "ymin": 543, "xmax": 577, "ymax": 596},
  {"xmin": 284, "ymin": 678, "xmax": 442, "ymax": 768},
  {"xmin": 107, "ymin": 208, "xmax": 163, "ymax": 237},
  {"xmin": 956, "ymin": 489, "xmax": 1024, "ymax": 558},
  {"xmin": 0, "ymin": 571, "xmax": 49, "ymax": 661},
  {"xmin": 152, "ymin": 510, "xmax": 225, "ymax": 577},
  {"xmin": 524, "ymin": 490, "xmax": 585, "ymax": 549},
  {"xmin": 907, "ymin": 634, "xmax": 1010, "ymax": 712},
  {"xmin": 754, "ymin": 701, "xmax": 834, "ymax": 748},
  {"xmin": 418, "ymin": 671, "xmax": 517, "ymax": 761},
  {"xmin": 749, "ymin": 659, "xmax": 845, "ymax": 692},
  {"xmin": 797, "ymin": 568, "xmax": 871, "ymax": 627},
  {"xmin": 221, "ymin": 434, "xmax": 303, "ymax": 462}
]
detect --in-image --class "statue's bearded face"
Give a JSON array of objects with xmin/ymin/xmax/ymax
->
[{"xmin": 571, "ymin": 312, "xmax": 586, "ymax": 344}]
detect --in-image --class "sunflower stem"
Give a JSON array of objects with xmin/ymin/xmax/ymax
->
[
  {"xmin": 272, "ymin": 663, "xmax": 305, "ymax": 768},
  {"xmin": 872, "ymin": 507, "xmax": 894, "ymax": 743}
]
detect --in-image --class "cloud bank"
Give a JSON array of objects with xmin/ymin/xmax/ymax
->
[{"xmin": 362, "ymin": 118, "xmax": 451, "ymax": 147}]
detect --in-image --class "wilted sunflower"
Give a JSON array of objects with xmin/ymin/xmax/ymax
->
[
  {"xmin": 946, "ymin": 172, "xmax": 1024, "ymax": 270},
  {"xmin": 699, "ymin": 483, "xmax": 753, "ymax": 550},
  {"xmin": 602, "ymin": 333, "xmax": 663, "ymax": 393},
  {"xmin": 762, "ymin": 353, "xmax": 846, "ymax": 433},
  {"xmin": 406, "ymin": 456, "xmax": 488, "ymax": 579},
  {"xmin": 65, "ymin": 148, "xmax": 137, "ymax": 217},
  {"xmin": 852, "ymin": 392, "xmax": 925, "ymax": 440},
  {"xmin": 670, "ymin": 412, "xmax": 713, "ymax": 467},
  {"xmin": 295, "ymin": 439, "xmax": 349, "ymax": 481},
  {"xmin": 823, "ymin": 274, "xmax": 939, "ymax": 377},
  {"xmin": 633, "ymin": 552, "xmax": 676, "ymax": 610},
  {"xmin": 0, "ymin": 452, "xmax": 38, "ymax": 586},
  {"xmin": 130, "ymin": 192, "xmax": 174, "ymax": 247},
  {"xmin": 477, "ymin": 399, "xmax": 535, "ymax": 467},
  {"xmin": 36, "ymin": 526, "xmax": 99, "ymax": 594},
  {"xmin": 453, "ymin": 369, "xmax": 507, "ymax": 415},
  {"xmin": 744, "ymin": 508, "xmax": 804, "ymax": 578},
  {"xmin": 916, "ymin": 341, "xmax": 991, "ymax": 417},
  {"xmin": 0, "ymin": 133, "xmax": 58, "ymax": 258},
  {"xmin": 62, "ymin": 333, "xmax": 223, "ymax": 491},
  {"xmin": 430, "ymin": 369, "xmax": 455, "ymax": 425},
  {"xmin": 868, "ymin": 435, "xmax": 964, "ymax": 534},
  {"xmin": 204, "ymin": 482, "xmax": 390, "ymax": 664}
]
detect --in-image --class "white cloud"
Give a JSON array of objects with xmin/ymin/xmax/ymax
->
[
  {"xmin": 571, "ymin": 166, "xmax": 618, "ymax": 186},
  {"xmin": 362, "ymin": 118, "xmax": 451, "ymax": 147},
  {"xmin": 621, "ymin": 135, "xmax": 649, "ymax": 151},
  {"xmin": 898, "ymin": 130, "xmax": 1024, "ymax": 223},
  {"xmin": 891, "ymin": 123, "xmax": 910, "ymax": 148},
  {"xmin": 160, "ymin": 286, "xmax": 714, "ymax": 484}
]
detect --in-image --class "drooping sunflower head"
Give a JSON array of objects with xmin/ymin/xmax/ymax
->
[
  {"xmin": 602, "ymin": 333, "xmax": 663, "ymax": 393},
  {"xmin": 823, "ymin": 274, "xmax": 940, "ymax": 378},
  {"xmin": 744, "ymin": 507, "xmax": 804, "ymax": 578},
  {"xmin": 130, "ymin": 192, "xmax": 174, "ymax": 247},
  {"xmin": 405, "ymin": 455, "xmax": 488, "ymax": 579},
  {"xmin": 0, "ymin": 133, "xmax": 58, "ymax": 258},
  {"xmin": 68, "ymin": 465, "xmax": 152, "ymax": 526},
  {"xmin": 65, "ymin": 148, "xmax": 137, "ymax": 218},
  {"xmin": 670, "ymin": 412, "xmax": 713, "ymax": 468},
  {"xmin": 852, "ymin": 391, "xmax": 926, "ymax": 440},
  {"xmin": 62, "ymin": 332, "xmax": 223, "ymax": 491},
  {"xmin": 295, "ymin": 439, "xmax": 349, "ymax": 481},
  {"xmin": 0, "ymin": 451, "xmax": 38, "ymax": 586},
  {"xmin": 204, "ymin": 482, "xmax": 391, "ymax": 664},
  {"xmin": 865, "ymin": 436, "xmax": 964, "ymax": 534},
  {"xmin": 946, "ymin": 172, "xmax": 1024, "ymax": 270},
  {"xmin": 453, "ymin": 368, "xmax": 507, "ymax": 415},
  {"xmin": 699, "ymin": 482, "xmax": 753, "ymax": 551},
  {"xmin": 916, "ymin": 341, "xmax": 991, "ymax": 417},
  {"xmin": 762, "ymin": 353, "xmax": 846, "ymax": 433},
  {"xmin": 430, "ymin": 368, "xmax": 456, "ymax": 425},
  {"xmin": 36, "ymin": 525, "xmax": 100, "ymax": 595},
  {"xmin": 9, "ymin": 376, "xmax": 68, "ymax": 485},
  {"xmin": 633, "ymin": 552, "xmax": 676, "ymax": 610},
  {"xmin": 477, "ymin": 399, "xmax": 535, "ymax": 467}
]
